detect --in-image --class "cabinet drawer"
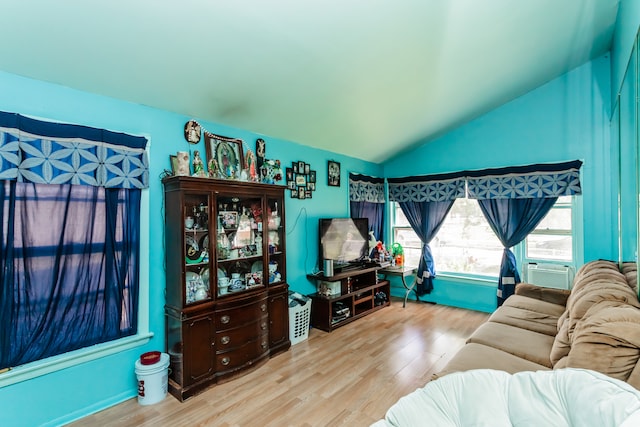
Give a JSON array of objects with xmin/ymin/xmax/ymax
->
[
  {"xmin": 216, "ymin": 297, "xmax": 268, "ymax": 330},
  {"xmin": 216, "ymin": 333, "xmax": 269, "ymax": 372},
  {"xmin": 216, "ymin": 316, "xmax": 269, "ymax": 350}
]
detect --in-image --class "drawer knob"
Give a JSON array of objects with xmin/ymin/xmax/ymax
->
[
  {"xmin": 260, "ymin": 303, "xmax": 267, "ymax": 312},
  {"xmin": 221, "ymin": 315, "xmax": 230, "ymax": 324},
  {"xmin": 221, "ymin": 357, "xmax": 230, "ymax": 366},
  {"xmin": 221, "ymin": 336, "xmax": 230, "ymax": 345}
]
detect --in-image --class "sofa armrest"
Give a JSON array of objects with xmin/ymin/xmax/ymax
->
[{"xmin": 515, "ymin": 282, "xmax": 571, "ymax": 306}]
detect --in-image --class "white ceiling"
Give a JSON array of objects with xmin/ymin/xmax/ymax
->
[{"xmin": 0, "ymin": 0, "xmax": 619, "ymax": 163}]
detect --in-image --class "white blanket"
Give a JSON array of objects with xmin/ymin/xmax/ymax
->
[{"xmin": 373, "ymin": 369, "xmax": 640, "ymax": 427}]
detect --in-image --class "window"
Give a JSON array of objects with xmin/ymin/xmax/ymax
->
[
  {"xmin": 391, "ymin": 196, "xmax": 575, "ymax": 278},
  {"xmin": 0, "ymin": 182, "xmax": 141, "ymax": 369},
  {"xmin": 392, "ymin": 199, "xmax": 503, "ymax": 276},
  {"xmin": 391, "ymin": 203, "xmax": 422, "ymax": 267},
  {"xmin": 524, "ymin": 196, "xmax": 573, "ymax": 262},
  {"xmin": 0, "ymin": 113, "xmax": 152, "ymax": 386}
]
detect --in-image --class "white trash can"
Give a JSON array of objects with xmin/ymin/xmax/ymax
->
[{"xmin": 135, "ymin": 352, "xmax": 170, "ymax": 405}]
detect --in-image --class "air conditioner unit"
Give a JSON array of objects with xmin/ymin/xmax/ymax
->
[{"xmin": 525, "ymin": 263, "xmax": 573, "ymax": 290}]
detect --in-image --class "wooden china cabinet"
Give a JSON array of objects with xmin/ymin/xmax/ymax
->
[{"xmin": 162, "ymin": 176, "xmax": 290, "ymax": 401}]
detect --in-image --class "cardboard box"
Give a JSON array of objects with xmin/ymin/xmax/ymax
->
[{"xmin": 317, "ymin": 280, "xmax": 341, "ymax": 296}]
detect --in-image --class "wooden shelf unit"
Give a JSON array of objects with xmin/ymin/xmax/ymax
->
[
  {"xmin": 307, "ymin": 267, "xmax": 390, "ymax": 332},
  {"xmin": 162, "ymin": 176, "xmax": 290, "ymax": 401}
]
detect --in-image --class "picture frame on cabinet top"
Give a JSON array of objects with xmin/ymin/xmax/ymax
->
[{"xmin": 205, "ymin": 132, "xmax": 244, "ymax": 180}]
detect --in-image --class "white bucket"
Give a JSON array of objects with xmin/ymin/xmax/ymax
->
[{"xmin": 135, "ymin": 352, "xmax": 170, "ymax": 405}]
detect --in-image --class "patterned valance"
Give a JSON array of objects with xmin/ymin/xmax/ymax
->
[
  {"xmin": 388, "ymin": 171, "xmax": 466, "ymax": 202},
  {"xmin": 466, "ymin": 160, "xmax": 582, "ymax": 200},
  {"xmin": 349, "ymin": 173, "xmax": 385, "ymax": 203},
  {"xmin": 0, "ymin": 111, "xmax": 149, "ymax": 189}
]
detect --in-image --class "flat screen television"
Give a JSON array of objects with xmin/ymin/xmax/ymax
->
[{"xmin": 319, "ymin": 218, "xmax": 369, "ymax": 269}]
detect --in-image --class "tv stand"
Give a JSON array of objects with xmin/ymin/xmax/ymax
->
[{"xmin": 306, "ymin": 266, "xmax": 390, "ymax": 332}]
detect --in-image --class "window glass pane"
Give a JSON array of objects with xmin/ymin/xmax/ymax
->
[
  {"xmin": 533, "ymin": 207, "xmax": 571, "ymax": 232},
  {"xmin": 432, "ymin": 199, "xmax": 503, "ymax": 276},
  {"xmin": 526, "ymin": 234, "xmax": 572, "ymax": 261},
  {"xmin": 392, "ymin": 199, "xmax": 503, "ymax": 276},
  {"xmin": 393, "ymin": 228, "xmax": 422, "ymax": 267},
  {"xmin": 394, "ymin": 205, "xmax": 410, "ymax": 227}
]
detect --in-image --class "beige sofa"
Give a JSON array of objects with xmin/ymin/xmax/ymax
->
[{"xmin": 434, "ymin": 260, "xmax": 640, "ymax": 389}]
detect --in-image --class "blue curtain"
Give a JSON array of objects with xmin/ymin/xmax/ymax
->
[
  {"xmin": 476, "ymin": 197, "xmax": 557, "ymax": 305},
  {"xmin": 0, "ymin": 111, "xmax": 147, "ymax": 368},
  {"xmin": 467, "ymin": 160, "xmax": 582, "ymax": 306},
  {"xmin": 389, "ymin": 172, "xmax": 466, "ymax": 295},
  {"xmin": 350, "ymin": 201, "xmax": 384, "ymax": 243},
  {"xmin": 0, "ymin": 182, "xmax": 141, "ymax": 367},
  {"xmin": 349, "ymin": 173, "xmax": 385, "ymax": 242},
  {"xmin": 397, "ymin": 200, "xmax": 455, "ymax": 295}
]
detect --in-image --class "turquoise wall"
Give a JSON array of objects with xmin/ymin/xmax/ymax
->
[
  {"xmin": 0, "ymin": 70, "xmax": 381, "ymax": 426},
  {"xmin": 384, "ymin": 55, "xmax": 614, "ymax": 311},
  {"xmin": 612, "ymin": 0, "xmax": 640, "ymax": 263},
  {"xmin": 612, "ymin": 0, "xmax": 640, "ymax": 106}
]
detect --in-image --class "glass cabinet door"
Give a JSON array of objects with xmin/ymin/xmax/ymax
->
[
  {"xmin": 215, "ymin": 195, "xmax": 266, "ymax": 297},
  {"xmin": 266, "ymin": 197, "xmax": 285, "ymax": 285},
  {"xmin": 183, "ymin": 194, "xmax": 212, "ymax": 306}
]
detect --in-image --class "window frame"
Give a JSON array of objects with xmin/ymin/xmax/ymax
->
[
  {"xmin": 390, "ymin": 203, "xmax": 423, "ymax": 267},
  {"xmin": 516, "ymin": 195, "xmax": 582, "ymax": 270},
  {"xmin": 0, "ymin": 188, "xmax": 152, "ymax": 388},
  {"xmin": 390, "ymin": 195, "xmax": 583, "ymax": 281}
]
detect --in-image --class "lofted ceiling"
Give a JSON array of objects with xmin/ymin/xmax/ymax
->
[{"xmin": 0, "ymin": 0, "xmax": 620, "ymax": 163}]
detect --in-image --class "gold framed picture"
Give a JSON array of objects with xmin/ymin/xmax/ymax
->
[{"xmin": 204, "ymin": 132, "xmax": 244, "ymax": 179}]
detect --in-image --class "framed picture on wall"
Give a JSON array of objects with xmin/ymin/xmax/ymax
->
[
  {"xmin": 205, "ymin": 132, "xmax": 244, "ymax": 179},
  {"xmin": 328, "ymin": 160, "xmax": 340, "ymax": 187}
]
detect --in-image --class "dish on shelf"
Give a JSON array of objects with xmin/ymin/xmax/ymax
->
[
  {"xmin": 185, "ymin": 271, "xmax": 205, "ymax": 304},
  {"xmin": 229, "ymin": 261, "xmax": 251, "ymax": 278},
  {"xmin": 217, "ymin": 267, "xmax": 227, "ymax": 279},
  {"xmin": 201, "ymin": 268, "xmax": 210, "ymax": 285},
  {"xmin": 228, "ymin": 279, "xmax": 245, "ymax": 292},
  {"xmin": 251, "ymin": 261, "xmax": 262, "ymax": 273},
  {"xmin": 199, "ymin": 234, "xmax": 209, "ymax": 250},
  {"xmin": 185, "ymin": 234, "xmax": 204, "ymax": 263}
]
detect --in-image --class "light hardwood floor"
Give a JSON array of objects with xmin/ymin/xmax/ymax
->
[{"xmin": 69, "ymin": 298, "xmax": 489, "ymax": 427}]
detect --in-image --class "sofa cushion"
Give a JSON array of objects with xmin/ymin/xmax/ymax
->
[
  {"xmin": 564, "ymin": 301, "xmax": 640, "ymax": 383},
  {"xmin": 572, "ymin": 260, "xmax": 620, "ymax": 285},
  {"xmin": 466, "ymin": 322, "xmax": 555, "ymax": 367},
  {"xmin": 622, "ymin": 262, "xmax": 638, "ymax": 293},
  {"xmin": 503, "ymin": 294, "xmax": 567, "ymax": 316},
  {"xmin": 568, "ymin": 279, "xmax": 638, "ymax": 316},
  {"xmin": 564, "ymin": 281, "xmax": 640, "ymax": 346},
  {"xmin": 514, "ymin": 283, "xmax": 571, "ymax": 306},
  {"xmin": 433, "ymin": 343, "xmax": 549, "ymax": 380},
  {"xmin": 550, "ymin": 311, "xmax": 571, "ymax": 366},
  {"xmin": 488, "ymin": 305, "xmax": 559, "ymax": 336},
  {"xmin": 627, "ymin": 360, "xmax": 640, "ymax": 390}
]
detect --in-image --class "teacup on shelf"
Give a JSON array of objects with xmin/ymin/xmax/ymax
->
[{"xmin": 185, "ymin": 216, "xmax": 195, "ymax": 229}]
